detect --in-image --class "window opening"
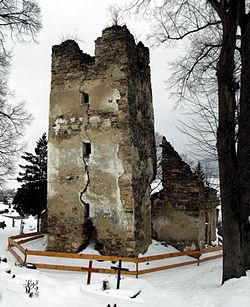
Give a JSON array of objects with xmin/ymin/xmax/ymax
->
[
  {"xmin": 80, "ymin": 90, "xmax": 89, "ymax": 105},
  {"xmin": 83, "ymin": 142, "xmax": 91, "ymax": 158}
]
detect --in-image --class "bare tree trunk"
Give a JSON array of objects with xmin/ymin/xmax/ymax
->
[
  {"xmin": 238, "ymin": 15, "xmax": 250, "ymax": 269},
  {"xmin": 216, "ymin": 2, "xmax": 245, "ymax": 283}
]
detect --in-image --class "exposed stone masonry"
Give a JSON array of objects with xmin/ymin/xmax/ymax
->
[
  {"xmin": 47, "ymin": 25, "xmax": 156, "ymax": 256},
  {"xmin": 152, "ymin": 137, "xmax": 218, "ymax": 250}
]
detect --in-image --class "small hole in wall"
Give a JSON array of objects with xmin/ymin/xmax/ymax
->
[
  {"xmin": 83, "ymin": 142, "xmax": 91, "ymax": 158},
  {"xmin": 85, "ymin": 203, "xmax": 90, "ymax": 219},
  {"xmin": 80, "ymin": 90, "xmax": 89, "ymax": 105}
]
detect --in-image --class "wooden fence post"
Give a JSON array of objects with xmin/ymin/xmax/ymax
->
[
  {"xmin": 7, "ymin": 237, "xmax": 10, "ymax": 250},
  {"xmin": 24, "ymin": 249, "xmax": 28, "ymax": 266},
  {"xmin": 136, "ymin": 258, "xmax": 139, "ymax": 278},
  {"xmin": 87, "ymin": 260, "xmax": 93, "ymax": 285},
  {"xmin": 197, "ymin": 248, "xmax": 201, "ymax": 266}
]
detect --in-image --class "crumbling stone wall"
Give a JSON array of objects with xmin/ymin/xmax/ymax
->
[
  {"xmin": 48, "ymin": 25, "xmax": 156, "ymax": 256},
  {"xmin": 152, "ymin": 137, "xmax": 218, "ymax": 250},
  {"xmin": 204, "ymin": 188, "xmax": 218, "ymax": 244}
]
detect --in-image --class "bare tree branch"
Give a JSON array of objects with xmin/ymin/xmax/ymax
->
[{"xmin": 0, "ymin": 1, "xmax": 41, "ymax": 184}]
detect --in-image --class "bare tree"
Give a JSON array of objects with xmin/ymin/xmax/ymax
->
[
  {"xmin": 58, "ymin": 28, "xmax": 85, "ymax": 44},
  {"xmin": 177, "ymin": 93, "xmax": 218, "ymax": 163},
  {"xmin": 0, "ymin": 0, "xmax": 41, "ymax": 185},
  {"xmin": 124, "ymin": 1, "xmax": 223, "ymax": 163},
  {"xmin": 107, "ymin": 5, "xmax": 125, "ymax": 27},
  {"xmin": 0, "ymin": 0, "xmax": 41, "ymax": 41},
  {"xmin": 180, "ymin": 153, "xmax": 219, "ymax": 189},
  {"xmin": 126, "ymin": 0, "xmax": 250, "ymax": 283},
  {"xmin": 0, "ymin": 99, "xmax": 32, "ymax": 180}
]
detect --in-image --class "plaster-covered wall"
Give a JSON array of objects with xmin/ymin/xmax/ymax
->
[{"xmin": 48, "ymin": 26, "xmax": 156, "ymax": 256}]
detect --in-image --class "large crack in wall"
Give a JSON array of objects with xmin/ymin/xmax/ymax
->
[
  {"xmin": 48, "ymin": 25, "xmax": 156, "ymax": 256},
  {"xmin": 79, "ymin": 95, "xmax": 91, "ymax": 210}
]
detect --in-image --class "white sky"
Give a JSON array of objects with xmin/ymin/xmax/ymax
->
[{"xmin": 7, "ymin": 0, "xmax": 188, "ymax": 186}]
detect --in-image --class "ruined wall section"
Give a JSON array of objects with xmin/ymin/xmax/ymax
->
[
  {"xmin": 80, "ymin": 26, "xmax": 155, "ymax": 256},
  {"xmin": 152, "ymin": 137, "xmax": 217, "ymax": 249},
  {"xmin": 127, "ymin": 42, "xmax": 156, "ymax": 252},
  {"xmin": 48, "ymin": 26, "xmax": 155, "ymax": 256},
  {"xmin": 80, "ymin": 27, "xmax": 136, "ymax": 255},
  {"xmin": 204, "ymin": 187, "xmax": 218, "ymax": 243},
  {"xmin": 48, "ymin": 40, "xmax": 95, "ymax": 252},
  {"xmin": 160, "ymin": 137, "xmax": 203, "ymax": 212}
]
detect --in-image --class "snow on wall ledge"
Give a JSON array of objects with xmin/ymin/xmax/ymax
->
[{"xmin": 47, "ymin": 25, "xmax": 156, "ymax": 256}]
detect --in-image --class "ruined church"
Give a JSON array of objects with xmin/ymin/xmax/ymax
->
[{"xmin": 47, "ymin": 25, "xmax": 218, "ymax": 257}]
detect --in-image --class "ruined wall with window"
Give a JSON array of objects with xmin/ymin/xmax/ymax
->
[
  {"xmin": 47, "ymin": 25, "xmax": 156, "ymax": 256},
  {"xmin": 151, "ymin": 137, "xmax": 218, "ymax": 250}
]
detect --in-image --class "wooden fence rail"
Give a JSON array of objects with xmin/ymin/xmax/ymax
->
[{"xmin": 7, "ymin": 232, "xmax": 223, "ymax": 277}]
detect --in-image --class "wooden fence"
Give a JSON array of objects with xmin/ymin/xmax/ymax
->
[{"xmin": 8, "ymin": 232, "xmax": 222, "ymax": 277}]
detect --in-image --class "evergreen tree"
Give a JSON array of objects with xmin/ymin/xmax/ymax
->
[
  {"xmin": 195, "ymin": 162, "xmax": 207, "ymax": 185},
  {"xmin": 13, "ymin": 133, "xmax": 47, "ymax": 231}
]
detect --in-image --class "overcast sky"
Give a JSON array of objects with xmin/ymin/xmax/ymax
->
[{"xmin": 7, "ymin": 0, "xmax": 188, "ymax": 187}]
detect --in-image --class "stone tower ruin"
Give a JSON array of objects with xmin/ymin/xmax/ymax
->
[{"xmin": 47, "ymin": 25, "xmax": 156, "ymax": 256}]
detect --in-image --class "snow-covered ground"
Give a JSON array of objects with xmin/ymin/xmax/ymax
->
[{"xmin": 1, "ymin": 202, "xmax": 250, "ymax": 307}]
